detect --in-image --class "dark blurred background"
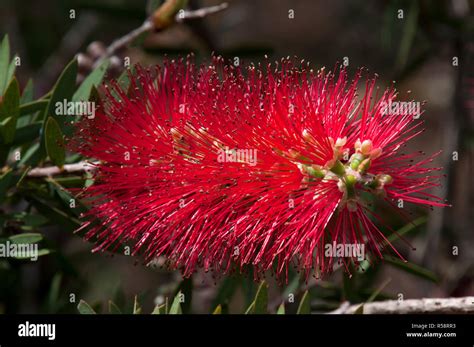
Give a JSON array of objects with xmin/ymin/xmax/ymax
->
[{"xmin": 0, "ymin": 0, "xmax": 472, "ymax": 313}]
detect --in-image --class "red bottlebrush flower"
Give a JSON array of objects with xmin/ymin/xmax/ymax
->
[{"xmin": 72, "ymin": 57, "xmax": 446, "ymax": 281}]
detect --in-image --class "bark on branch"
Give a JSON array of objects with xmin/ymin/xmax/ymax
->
[
  {"xmin": 27, "ymin": 161, "xmax": 96, "ymax": 177},
  {"xmin": 328, "ymin": 296, "xmax": 474, "ymax": 314}
]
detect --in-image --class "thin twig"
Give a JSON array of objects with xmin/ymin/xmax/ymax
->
[
  {"xmin": 93, "ymin": 2, "xmax": 228, "ymax": 67},
  {"xmin": 175, "ymin": 3, "xmax": 229, "ymax": 22},
  {"xmin": 101, "ymin": 20, "xmax": 154, "ymax": 61},
  {"xmin": 27, "ymin": 161, "xmax": 97, "ymax": 177}
]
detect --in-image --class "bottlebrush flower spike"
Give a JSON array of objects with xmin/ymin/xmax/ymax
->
[{"xmin": 71, "ymin": 56, "xmax": 446, "ymax": 281}]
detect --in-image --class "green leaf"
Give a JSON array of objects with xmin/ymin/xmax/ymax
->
[
  {"xmin": 133, "ymin": 295, "xmax": 142, "ymax": 314},
  {"xmin": 151, "ymin": 303, "xmax": 167, "ymax": 315},
  {"xmin": 244, "ymin": 302, "xmax": 255, "ymax": 314},
  {"xmin": 276, "ymin": 303, "xmax": 285, "ymax": 314},
  {"xmin": 88, "ymin": 85, "xmax": 101, "ymax": 105},
  {"xmin": 350, "ymin": 277, "xmax": 391, "ymax": 314},
  {"xmin": 19, "ymin": 100, "xmax": 48, "ymax": 118},
  {"xmin": 21, "ymin": 79, "xmax": 34, "ymax": 104},
  {"xmin": 47, "ymin": 273, "xmax": 62, "ymax": 312},
  {"xmin": 73, "ymin": 60, "xmax": 109, "ymax": 102},
  {"xmin": 36, "ymin": 249, "xmax": 52, "ymax": 257},
  {"xmin": 112, "ymin": 67, "xmax": 135, "ymax": 99},
  {"xmin": 282, "ymin": 274, "xmax": 300, "ymax": 299},
  {"xmin": 386, "ymin": 216, "xmax": 427, "ymax": 244},
  {"xmin": 342, "ymin": 267, "xmax": 358, "ymax": 302},
  {"xmin": 45, "ymin": 117, "xmax": 65, "ymax": 167},
  {"xmin": 175, "ymin": 278, "xmax": 193, "ymax": 313},
  {"xmin": 29, "ymin": 196, "xmax": 80, "ymax": 230},
  {"xmin": 0, "ymin": 35, "xmax": 11, "ymax": 96},
  {"xmin": 354, "ymin": 304, "xmax": 364, "ymax": 314},
  {"xmin": 366, "ymin": 278, "xmax": 392, "ymax": 303},
  {"xmin": 6, "ymin": 59, "xmax": 16, "ymax": 89},
  {"xmin": 47, "ymin": 177, "xmax": 87, "ymax": 216},
  {"xmin": 42, "ymin": 58, "xmax": 78, "ymax": 136},
  {"xmin": 77, "ymin": 299, "xmax": 96, "ymax": 314},
  {"xmin": 20, "ymin": 213, "xmax": 48, "ymax": 227},
  {"xmin": 296, "ymin": 291, "xmax": 311, "ymax": 314},
  {"xmin": 0, "ymin": 168, "xmax": 13, "ymax": 202},
  {"xmin": 0, "ymin": 78, "xmax": 20, "ymax": 144},
  {"xmin": 169, "ymin": 291, "xmax": 183, "ymax": 314},
  {"xmin": 250, "ymin": 281, "xmax": 268, "ymax": 314},
  {"xmin": 381, "ymin": 0, "xmax": 398, "ymax": 51},
  {"xmin": 18, "ymin": 142, "xmax": 41, "ymax": 167},
  {"xmin": 396, "ymin": 1, "xmax": 419, "ymax": 70},
  {"xmin": 12, "ymin": 249, "xmax": 51, "ymax": 260},
  {"xmin": 384, "ymin": 257, "xmax": 438, "ymax": 283},
  {"xmin": 212, "ymin": 305, "xmax": 222, "ymax": 314},
  {"xmin": 108, "ymin": 300, "xmax": 122, "ymax": 314},
  {"xmin": 8, "ymin": 233, "xmax": 43, "ymax": 244},
  {"xmin": 52, "ymin": 176, "xmax": 86, "ymax": 188},
  {"xmin": 12, "ymin": 122, "xmax": 41, "ymax": 146},
  {"xmin": 211, "ymin": 275, "xmax": 240, "ymax": 309}
]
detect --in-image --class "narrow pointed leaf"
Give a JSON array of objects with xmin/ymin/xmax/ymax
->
[
  {"xmin": 367, "ymin": 278, "xmax": 391, "ymax": 303},
  {"xmin": 296, "ymin": 291, "xmax": 311, "ymax": 314},
  {"xmin": 384, "ymin": 257, "xmax": 438, "ymax": 283},
  {"xmin": 108, "ymin": 300, "xmax": 122, "ymax": 314},
  {"xmin": 42, "ymin": 58, "xmax": 78, "ymax": 138},
  {"xmin": 251, "ymin": 281, "xmax": 268, "ymax": 314},
  {"xmin": 212, "ymin": 305, "xmax": 222, "ymax": 314},
  {"xmin": 12, "ymin": 122, "xmax": 41, "ymax": 145},
  {"xmin": 12, "ymin": 249, "xmax": 51, "ymax": 260},
  {"xmin": 8, "ymin": 233, "xmax": 43, "ymax": 244},
  {"xmin": 21, "ymin": 79, "xmax": 34, "ymax": 104},
  {"xmin": 77, "ymin": 300, "xmax": 96, "ymax": 314},
  {"xmin": 0, "ymin": 35, "xmax": 10, "ymax": 95},
  {"xmin": 244, "ymin": 302, "xmax": 255, "ymax": 315},
  {"xmin": 169, "ymin": 291, "xmax": 183, "ymax": 314},
  {"xmin": 354, "ymin": 304, "xmax": 364, "ymax": 314},
  {"xmin": 276, "ymin": 303, "xmax": 285, "ymax": 314},
  {"xmin": 47, "ymin": 273, "xmax": 62, "ymax": 312},
  {"xmin": 0, "ymin": 78, "xmax": 20, "ymax": 143},
  {"xmin": 45, "ymin": 117, "xmax": 65, "ymax": 167},
  {"xmin": 19, "ymin": 100, "xmax": 48, "ymax": 117},
  {"xmin": 386, "ymin": 216, "xmax": 427, "ymax": 244},
  {"xmin": 151, "ymin": 303, "xmax": 167, "ymax": 315},
  {"xmin": 73, "ymin": 59, "xmax": 109, "ymax": 102},
  {"xmin": 6, "ymin": 59, "xmax": 16, "ymax": 88},
  {"xmin": 133, "ymin": 295, "xmax": 142, "ymax": 314}
]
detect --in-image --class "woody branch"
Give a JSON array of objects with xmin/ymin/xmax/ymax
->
[{"xmin": 328, "ymin": 296, "xmax": 474, "ymax": 314}]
